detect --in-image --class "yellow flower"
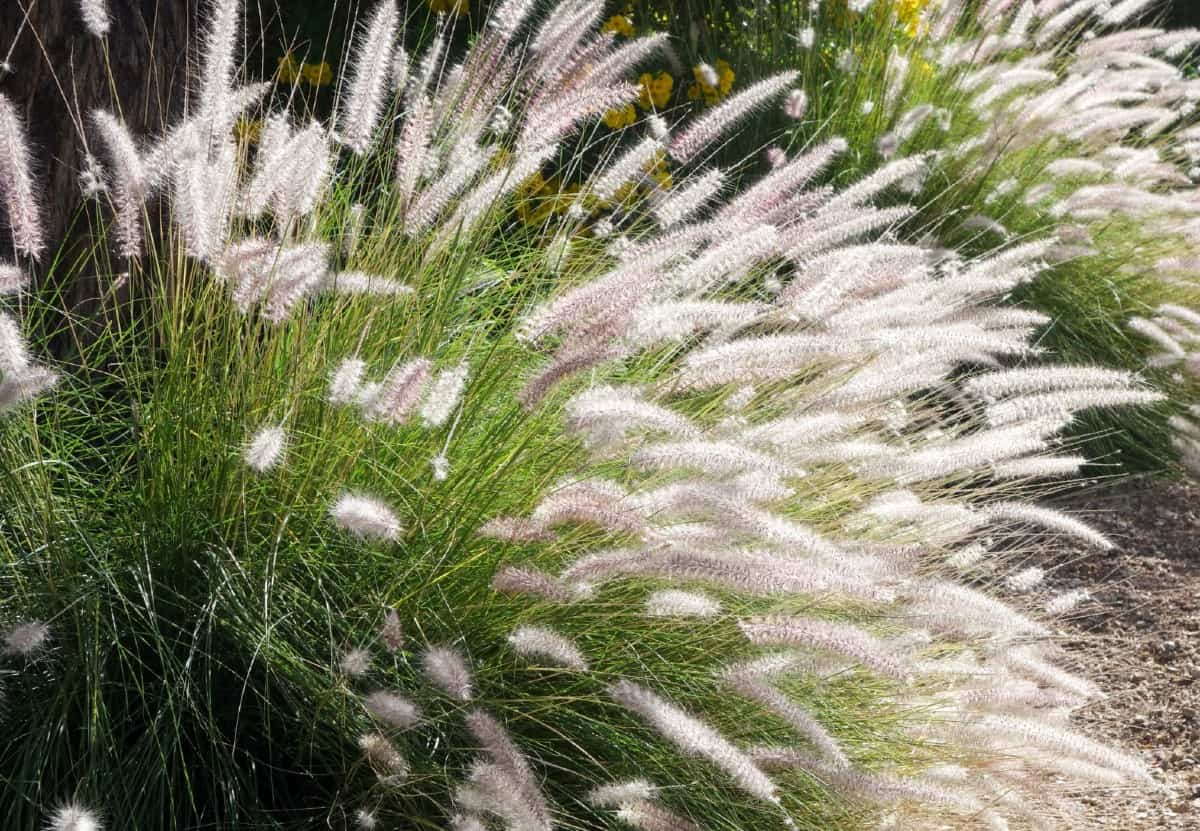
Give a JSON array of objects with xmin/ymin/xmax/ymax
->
[
  {"xmin": 301, "ymin": 61, "xmax": 333, "ymax": 87},
  {"xmin": 234, "ymin": 117, "xmax": 263, "ymax": 144},
  {"xmin": 894, "ymin": 0, "xmax": 931, "ymax": 37},
  {"xmin": 276, "ymin": 53, "xmax": 301, "ymax": 83},
  {"xmin": 601, "ymin": 14, "xmax": 634, "ymax": 37},
  {"xmin": 428, "ymin": 0, "xmax": 468, "ymax": 13},
  {"xmin": 603, "ymin": 103, "xmax": 637, "ymax": 129},
  {"xmin": 517, "ymin": 173, "xmax": 579, "ymax": 226},
  {"xmin": 688, "ymin": 59, "xmax": 734, "ymax": 106},
  {"xmin": 643, "ymin": 150, "xmax": 672, "ymax": 191},
  {"xmin": 637, "ymin": 71, "xmax": 673, "ymax": 111},
  {"xmin": 717, "ymin": 60, "xmax": 735, "ymax": 95}
]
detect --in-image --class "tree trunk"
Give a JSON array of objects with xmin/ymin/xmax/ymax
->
[{"xmin": 0, "ymin": 0, "xmax": 198, "ymax": 346}]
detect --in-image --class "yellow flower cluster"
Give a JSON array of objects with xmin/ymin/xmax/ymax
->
[
  {"xmin": 601, "ymin": 14, "xmax": 634, "ymax": 37},
  {"xmin": 605, "ymin": 149, "xmax": 673, "ymax": 206},
  {"xmin": 276, "ymin": 55, "xmax": 333, "ymax": 87},
  {"xmin": 515, "ymin": 152, "xmax": 673, "ymax": 227},
  {"xmin": 825, "ymin": 0, "xmax": 932, "ymax": 37},
  {"xmin": 516, "ymin": 172, "xmax": 580, "ymax": 226},
  {"xmin": 638, "ymin": 71, "xmax": 673, "ymax": 111},
  {"xmin": 895, "ymin": 0, "xmax": 931, "ymax": 36},
  {"xmin": 603, "ymin": 103, "xmax": 638, "ymax": 130},
  {"xmin": 687, "ymin": 59, "xmax": 734, "ymax": 105},
  {"xmin": 644, "ymin": 149, "xmax": 672, "ymax": 191},
  {"xmin": 428, "ymin": 0, "xmax": 468, "ymax": 14},
  {"xmin": 605, "ymin": 71, "xmax": 673, "ymax": 127}
]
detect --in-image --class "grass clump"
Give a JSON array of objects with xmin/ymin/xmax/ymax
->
[{"xmin": 0, "ymin": 1, "xmax": 1176, "ymax": 829}]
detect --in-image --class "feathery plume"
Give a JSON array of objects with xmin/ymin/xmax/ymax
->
[
  {"xmin": 463, "ymin": 709, "xmax": 549, "ymax": 822},
  {"xmin": 364, "ymin": 691, "xmax": 422, "ymax": 729},
  {"xmin": 359, "ymin": 732, "xmax": 408, "ymax": 779},
  {"xmin": 488, "ymin": 0, "xmax": 539, "ymax": 42},
  {"xmin": 423, "ymin": 645, "xmax": 474, "ymax": 700},
  {"xmin": 491, "ymin": 565, "xmax": 574, "ymax": 602},
  {"xmin": 407, "ymin": 32, "xmax": 446, "ymax": 104},
  {"xmin": 421, "ymin": 362, "xmax": 469, "ymax": 427},
  {"xmin": 0, "ymin": 262, "xmax": 27, "ymax": 294},
  {"xmin": 362, "ymin": 358, "xmax": 432, "ymax": 425},
  {"xmin": 77, "ymin": 0, "xmax": 111, "ymax": 37},
  {"xmin": 243, "ymin": 424, "xmax": 287, "ymax": 473},
  {"xmin": 3, "ymin": 620, "xmax": 50, "ymax": 656},
  {"xmin": 782, "ymin": 89, "xmax": 808, "ymax": 120},
  {"xmin": 431, "ymin": 453, "xmax": 450, "ymax": 481},
  {"xmin": 616, "ymin": 801, "xmax": 700, "ymax": 831},
  {"xmin": 327, "ymin": 272, "xmax": 413, "ymax": 297},
  {"xmin": 1046, "ymin": 589, "xmax": 1090, "ymax": 616},
  {"xmin": 645, "ymin": 589, "xmax": 721, "ymax": 618},
  {"xmin": 981, "ymin": 503, "xmax": 1113, "ymax": 549},
  {"xmin": 337, "ymin": 1, "xmax": 398, "ymax": 153},
  {"xmin": 609, "ymin": 680, "xmax": 779, "ymax": 803},
  {"xmin": 329, "ymin": 358, "xmax": 367, "ymax": 405},
  {"xmin": 196, "ymin": 0, "xmax": 241, "ymax": 119},
  {"xmin": 330, "ymin": 493, "xmax": 403, "ymax": 542},
  {"xmin": 977, "ymin": 714, "xmax": 1151, "ymax": 781},
  {"xmin": 965, "ymin": 366, "xmax": 1135, "ymax": 400},
  {"xmin": 46, "ymin": 804, "xmax": 102, "ymax": 831},
  {"xmin": 449, "ymin": 814, "xmax": 487, "ymax": 831},
  {"xmin": 739, "ymin": 617, "xmax": 911, "ymax": 680},
  {"xmin": 722, "ymin": 673, "xmax": 848, "ymax": 767},
  {"xmin": 0, "ymin": 365, "xmax": 59, "ymax": 412},
  {"xmin": 566, "ymin": 385, "xmax": 700, "ymax": 448},
  {"xmin": 0, "ymin": 93, "xmax": 45, "ymax": 258},
  {"xmin": 405, "ymin": 146, "xmax": 495, "ymax": 234},
  {"xmin": 507, "ymin": 625, "xmax": 588, "ymax": 670},
  {"xmin": 592, "ymin": 137, "xmax": 663, "ymax": 203},
  {"xmin": 0, "ymin": 310, "xmax": 32, "ymax": 374},
  {"xmin": 984, "ymin": 388, "xmax": 1164, "ymax": 427},
  {"xmin": 669, "ymin": 72, "xmax": 800, "ymax": 163},
  {"xmin": 477, "ymin": 517, "xmax": 556, "ymax": 544},
  {"xmin": 652, "ymin": 168, "xmax": 726, "ymax": 227},
  {"xmin": 823, "ymin": 155, "xmax": 930, "ymax": 211},
  {"xmin": 587, "ymin": 780, "xmax": 658, "ymax": 808},
  {"xmin": 379, "ymin": 609, "xmax": 405, "ymax": 651},
  {"xmin": 1006, "ymin": 566, "xmax": 1046, "ymax": 592},
  {"xmin": 340, "ymin": 647, "xmax": 372, "ymax": 677}
]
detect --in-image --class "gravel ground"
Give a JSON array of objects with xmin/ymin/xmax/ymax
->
[{"xmin": 1046, "ymin": 478, "xmax": 1200, "ymax": 829}]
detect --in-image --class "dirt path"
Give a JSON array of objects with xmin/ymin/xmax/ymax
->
[{"xmin": 1048, "ymin": 479, "xmax": 1200, "ymax": 828}]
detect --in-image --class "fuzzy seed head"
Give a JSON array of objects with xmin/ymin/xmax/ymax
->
[
  {"xmin": 243, "ymin": 425, "xmax": 287, "ymax": 473},
  {"xmin": 329, "ymin": 358, "xmax": 367, "ymax": 405},
  {"xmin": 507, "ymin": 625, "xmax": 588, "ymax": 670},
  {"xmin": 365, "ymin": 690, "xmax": 423, "ymax": 729},
  {"xmin": 379, "ymin": 609, "xmax": 404, "ymax": 651},
  {"xmin": 783, "ymin": 89, "xmax": 808, "ymax": 120},
  {"xmin": 358, "ymin": 732, "xmax": 408, "ymax": 778},
  {"xmin": 45, "ymin": 803, "xmax": 102, "ymax": 831},
  {"xmin": 423, "ymin": 645, "xmax": 474, "ymax": 700},
  {"xmin": 0, "ymin": 93, "xmax": 45, "ymax": 258},
  {"xmin": 340, "ymin": 647, "xmax": 372, "ymax": 677},
  {"xmin": 331, "ymin": 492, "xmax": 403, "ymax": 542},
  {"xmin": 4, "ymin": 620, "xmax": 50, "ymax": 656},
  {"xmin": 77, "ymin": 0, "xmax": 111, "ymax": 36}
]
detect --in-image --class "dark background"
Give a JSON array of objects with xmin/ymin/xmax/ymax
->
[{"xmin": 1168, "ymin": 3, "xmax": 1200, "ymax": 28}]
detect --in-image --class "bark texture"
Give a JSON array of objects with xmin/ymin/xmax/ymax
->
[{"xmin": 0, "ymin": 0, "xmax": 198, "ymax": 341}]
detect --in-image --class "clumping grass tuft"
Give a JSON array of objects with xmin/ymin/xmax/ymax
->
[
  {"xmin": 642, "ymin": 0, "xmax": 1200, "ymax": 472},
  {"xmin": 0, "ymin": 1, "xmax": 1186, "ymax": 830}
]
